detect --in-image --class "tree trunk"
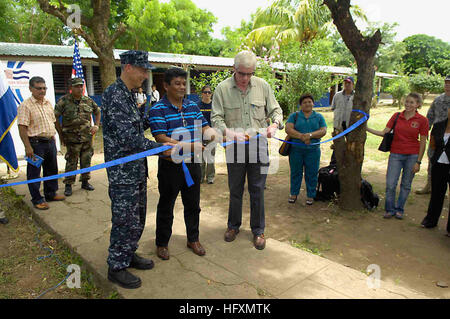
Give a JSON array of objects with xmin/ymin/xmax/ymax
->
[
  {"xmin": 98, "ymin": 51, "xmax": 117, "ymax": 90},
  {"xmin": 37, "ymin": 0, "xmax": 126, "ymax": 90},
  {"xmin": 324, "ymin": 0, "xmax": 381, "ymax": 211}
]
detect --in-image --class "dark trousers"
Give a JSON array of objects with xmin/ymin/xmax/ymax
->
[
  {"xmin": 107, "ymin": 181, "xmax": 147, "ymax": 271},
  {"xmin": 330, "ymin": 121, "xmax": 347, "ymax": 166},
  {"xmin": 225, "ymin": 141, "xmax": 269, "ymax": 236},
  {"xmin": 155, "ymin": 159, "xmax": 201, "ymax": 247},
  {"xmin": 423, "ymin": 162, "xmax": 450, "ymax": 231},
  {"xmin": 27, "ymin": 139, "xmax": 58, "ymax": 205}
]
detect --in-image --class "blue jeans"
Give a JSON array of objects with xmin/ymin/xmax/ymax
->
[{"xmin": 385, "ymin": 153, "xmax": 418, "ymax": 215}]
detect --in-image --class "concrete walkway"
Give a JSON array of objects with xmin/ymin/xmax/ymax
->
[{"xmin": 4, "ymin": 156, "xmax": 428, "ymax": 299}]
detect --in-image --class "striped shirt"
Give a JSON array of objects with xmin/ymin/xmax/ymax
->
[
  {"xmin": 148, "ymin": 95, "xmax": 208, "ymax": 141},
  {"xmin": 17, "ymin": 96, "xmax": 56, "ymax": 138}
]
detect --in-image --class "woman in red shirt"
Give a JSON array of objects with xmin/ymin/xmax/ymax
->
[{"xmin": 367, "ymin": 93, "xmax": 428, "ymax": 219}]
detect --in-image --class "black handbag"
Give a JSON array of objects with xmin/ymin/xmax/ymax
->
[
  {"xmin": 279, "ymin": 112, "xmax": 299, "ymax": 156},
  {"xmin": 378, "ymin": 112, "xmax": 400, "ymax": 152}
]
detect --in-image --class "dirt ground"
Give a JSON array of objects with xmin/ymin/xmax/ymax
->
[
  {"xmin": 0, "ymin": 187, "xmax": 114, "ymax": 299},
  {"xmin": 197, "ymin": 157, "xmax": 450, "ymax": 299}
]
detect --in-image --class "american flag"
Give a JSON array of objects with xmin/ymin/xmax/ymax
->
[{"xmin": 72, "ymin": 38, "xmax": 86, "ymax": 96}]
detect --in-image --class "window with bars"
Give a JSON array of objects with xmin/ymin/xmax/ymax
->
[
  {"xmin": 92, "ymin": 66, "xmax": 102, "ymax": 95},
  {"xmin": 52, "ymin": 64, "xmax": 80, "ymax": 95}
]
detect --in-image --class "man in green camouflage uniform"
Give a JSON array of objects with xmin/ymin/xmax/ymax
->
[
  {"xmin": 416, "ymin": 75, "xmax": 450, "ymax": 194},
  {"xmin": 55, "ymin": 77, "xmax": 101, "ymax": 196}
]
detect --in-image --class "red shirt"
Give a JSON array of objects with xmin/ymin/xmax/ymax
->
[{"xmin": 387, "ymin": 111, "xmax": 429, "ymax": 155}]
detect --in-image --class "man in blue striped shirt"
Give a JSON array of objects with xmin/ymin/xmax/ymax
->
[{"xmin": 148, "ymin": 67, "xmax": 213, "ymax": 260}]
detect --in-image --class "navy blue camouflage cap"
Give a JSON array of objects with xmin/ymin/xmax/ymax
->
[
  {"xmin": 119, "ymin": 50, "xmax": 154, "ymax": 70},
  {"xmin": 71, "ymin": 77, "xmax": 84, "ymax": 86}
]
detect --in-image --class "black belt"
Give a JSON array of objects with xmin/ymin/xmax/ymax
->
[{"xmin": 29, "ymin": 137, "xmax": 52, "ymax": 143}]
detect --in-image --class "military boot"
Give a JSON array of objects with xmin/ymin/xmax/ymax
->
[
  {"xmin": 129, "ymin": 253, "xmax": 154, "ymax": 270},
  {"xmin": 64, "ymin": 184, "xmax": 72, "ymax": 196},
  {"xmin": 81, "ymin": 181, "xmax": 95, "ymax": 191},
  {"xmin": 108, "ymin": 268, "xmax": 141, "ymax": 289}
]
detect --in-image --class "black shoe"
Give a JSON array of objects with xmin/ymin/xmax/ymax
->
[
  {"xmin": 0, "ymin": 217, "xmax": 8, "ymax": 224},
  {"xmin": 81, "ymin": 181, "xmax": 95, "ymax": 191},
  {"xmin": 421, "ymin": 217, "xmax": 437, "ymax": 228},
  {"xmin": 108, "ymin": 268, "xmax": 141, "ymax": 289},
  {"xmin": 64, "ymin": 184, "xmax": 72, "ymax": 197},
  {"xmin": 129, "ymin": 254, "xmax": 154, "ymax": 270}
]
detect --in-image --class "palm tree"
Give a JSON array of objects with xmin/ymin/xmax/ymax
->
[{"xmin": 247, "ymin": 0, "xmax": 366, "ymax": 48}]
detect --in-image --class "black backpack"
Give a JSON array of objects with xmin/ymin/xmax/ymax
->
[
  {"xmin": 360, "ymin": 179, "xmax": 379, "ymax": 210},
  {"xmin": 315, "ymin": 165, "xmax": 379, "ymax": 210},
  {"xmin": 315, "ymin": 164, "xmax": 340, "ymax": 201}
]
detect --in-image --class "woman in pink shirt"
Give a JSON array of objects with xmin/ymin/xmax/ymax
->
[{"xmin": 367, "ymin": 93, "xmax": 428, "ymax": 219}]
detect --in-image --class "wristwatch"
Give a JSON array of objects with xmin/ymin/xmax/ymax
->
[
  {"xmin": 309, "ymin": 133, "xmax": 312, "ymax": 138},
  {"xmin": 274, "ymin": 120, "xmax": 284, "ymax": 130}
]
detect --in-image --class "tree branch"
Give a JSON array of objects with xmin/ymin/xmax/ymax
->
[
  {"xmin": 29, "ymin": 12, "xmax": 35, "ymax": 43},
  {"xmin": 40, "ymin": 26, "xmax": 52, "ymax": 44},
  {"xmin": 323, "ymin": 0, "xmax": 373, "ymax": 59},
  {"xmin": 76, "ymin": 28, "xmax": 101, "ymax": 56},
  {"xmin": 108, "ymin": 23, "xmax": 127, "ymax": 49},
  {"xmin": 37, "ymin": 0, "xmax": 93, "ymax": 29}
]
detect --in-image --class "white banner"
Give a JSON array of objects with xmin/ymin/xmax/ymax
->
[{"xmin": 1, "ymin": 60, "xmax": 60, "ymax": 158}]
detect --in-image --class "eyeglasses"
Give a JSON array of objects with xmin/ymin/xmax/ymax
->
[
  {"xmin": 33, "ymin": 86, "xmax": 47, "ymax": 91},
  {"xmin": 202, "ymin": 91, "xmax": 212, "ymax": 94},
  {"xmin": 180, "ymin": 112, "xmax": 187, "ymax": 127},
  {"xmin": 236, "ymin": 71, "xmax": 255, "ymax": 77}
]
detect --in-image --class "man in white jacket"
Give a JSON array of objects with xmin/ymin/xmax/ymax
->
[{"xmin": 332, "ymin": 76, "xmax": 354, "ymax": 132}]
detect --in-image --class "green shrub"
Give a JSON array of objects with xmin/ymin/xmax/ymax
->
[
  {"xmin": 385, "ymin": 76, "xmax": 410, "ymax": 107},
  {"xmin": 409, "ymin": 73, "xmax": 444, "ymax": 100}
]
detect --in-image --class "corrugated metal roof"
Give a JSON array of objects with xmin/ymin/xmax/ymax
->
[
  {"xmin": 0, "ymin": 42, "xmax": 234, "ymax": 67},
  {"xmin": 272, "ymin": 61, "xmax": 397, "ymax": 78},
  {"xmin": 148, "ymin": 51, "xmax": 234, "ymax": 67},
  {"xmin": 0, "ymin": 42, "xmax": 98, "ymax": 59},
  {"xmin": 0, "ymin": 42, "xmax": 397, "ymax": 77}
]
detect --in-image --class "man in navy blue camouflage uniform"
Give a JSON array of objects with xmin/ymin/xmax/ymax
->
[
  {"xmin": 148, "ymin": 67, "xmax": 214, "ymax": 260},
  {"xmin": 102, "ymin": 50, "xmax": 173, "ymax": 289}
]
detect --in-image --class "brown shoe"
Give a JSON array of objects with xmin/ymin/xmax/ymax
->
[
  {"xmin": 46, "ymin": 194, "xmax": 65, "ymax": 202},
  {"xmin": 224, "ymin": 228, "xmax": 239, "ymax": 242},
  {"xmin": 34, "ymin": 202, "xmax": 49, "ymax": 210},
  {"xmin": 253, "ymin": 234, "xmax": 266, "ymax": 250},
  {"xmin": 187, "ymin": 241, "xmax": 206, "ymax": 256},
  {"xmin": 156, "ymin": 246, "xmax": 169, "ymax": 260}
]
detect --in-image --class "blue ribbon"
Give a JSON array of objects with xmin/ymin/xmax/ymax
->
[
  {"xmin": 273, "ymin": 109, "xmax": 369, "ymax": 146},
  {"xmin": 0, "ymin": 137, "xmax": 207, "ymax": 189},
  {"xmin": 181, "ymin": 161, "xmax": 194, "ymax": 187},
  {"xmin": 219, "ymin": 133, "xmax": 261, "ymax": 148},
  {"xmin": 0, "ymin": 144, "xmax": 173, "ymax": 189},
  {"xmin": 0, "ymin": 110, "xmax": 368, "ymax": 190}
]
